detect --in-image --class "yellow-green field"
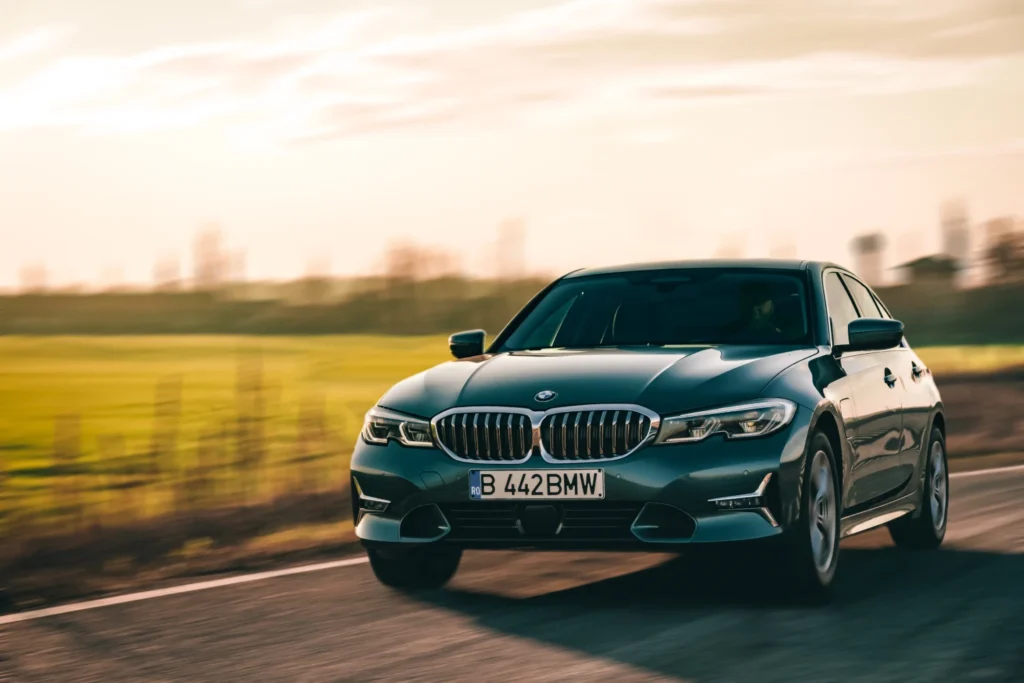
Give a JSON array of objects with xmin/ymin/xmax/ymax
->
[
  {"xmin": 1, "ymin": 336, "xmax": 1022, "ymax": 527},
  {"xmin": 0, "ymin": 335, "xmax": 448, "ymax": 466},
  {"xmin": 0, "ymin": 336, "xmax": 452, "ymax": 528},
  {"xmin": 913, "ymin": 345, "xmax": 1024, "ymax": 375},
  {"xmin": 2, "ymin": 337, "xmax": 1022, "ymax": 467}
]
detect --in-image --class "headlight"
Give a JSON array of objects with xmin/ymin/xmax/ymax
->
[
  {"xmin": 655, "ymin": 399, "xmax": 796, "ymax": 444},
  {"xmin": 361, "ymin": 406, "xmax": 434, "ymax": 448}
]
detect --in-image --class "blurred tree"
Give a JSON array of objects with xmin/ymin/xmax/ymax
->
[
  {"xmin": 496, "ymin": 218, "xmax": 526, "ymax": 280},
  {"xmin": 100, "ymin": 264, "xmax": 126, "ymax": 292},
  {"xmin": 300, "ymin": 254, "xmax": 333, "ymax": 304},
  {"xmin": 153, "ymin": 253, "xmax": 182, "ymax": 291},
  {"xmin": 193, "ymin": 224, "xmax": 228, "ymax": 290},
  {"xmin": 235, "ymin": 354, "xmax": 265, "ymax": 503},
  {"xmin": 982, "ymin": 217, "xmax": 1023, "ymax": 282},
  {"xmin": 984, "ymin": 221, "xmax": 1024, "ymax": 283},
  {"xmin": 151, "ymin": 377, "xmax": 183, "ymax": 478},
  {"xmin": 714, "ymin": 232, "xmax": 745, "ymax": 258},
  {"xmin": 0, "ymin": 449, "xmax": 7, "ymax": 536},
  {"xmin": 229, "ymin": 248, "xmax": 247, "ymax": 284},
  {"xmin": 768, "ymin": 232, "xmax": 797, "ymax": 260},
  {"xmin": 53, "ymin": 414, "xmax": 83, "ymax": 527},
  {"xmin": 18, "ymin": 263, "xmax": 48, "ymax": 293}
]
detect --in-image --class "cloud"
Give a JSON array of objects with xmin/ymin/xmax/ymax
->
[
  {"xmin": 0, "ymin": 26, "xmax": 73, "ymax": 64},
  {"xmin": 744, "ymin": 139, "xmax": 1024, "ymax": 175},
  {"xmin": 0, "ymin": 0, "xmax": 1019, "ymax": 142}
]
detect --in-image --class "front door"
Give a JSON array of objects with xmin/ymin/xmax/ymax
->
[
  {"xmin": 838, "ymin": 349, "xmax": 906, "ymax": 509},
  {"xmin": 823, "ymin": 271, "xmax": 906, "ymax": 510}
]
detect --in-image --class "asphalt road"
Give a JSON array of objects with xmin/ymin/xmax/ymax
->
[{"xmin": 1, "ymin": 468, "xmax": 1023, "ymax": 683}]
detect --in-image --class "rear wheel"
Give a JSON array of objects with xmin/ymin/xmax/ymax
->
[
  {"xmin": 779, "ymin": 431, "xmax": 841, "ymax": 601},
  {"xmin": 888, "ymin": 427, "xmax": 947, "ymax": 549},
  {"xmin": 367, "ymin": 546, "xmax": 462, "ymax": 590}
]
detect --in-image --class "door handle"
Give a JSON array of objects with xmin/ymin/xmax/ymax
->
[
  {"xmin": 883, "ymin": 368, "xmax": 897, "ymax": 387},
  {"xmin": 911, "ymin": 362, "xmax": 925, "ymax": 380}
]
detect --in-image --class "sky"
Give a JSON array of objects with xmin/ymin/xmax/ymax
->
[{"xmin": 1, "ymin": 0, "xmax": 1023, "ymax": 289}]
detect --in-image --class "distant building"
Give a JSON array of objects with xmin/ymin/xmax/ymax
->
[
  {"xmin": 18, "ymin": 263, "xmax": 48, "ymax": 293},
  {"xmin": 495, "ymin": 218, "xmax": 526, "ymax": 279},
  {"xmin": 850, "ymin": 233, "xmax": 885, "ymax": 286},
  {"xmin": 940, "ymin": 199, "xmax": 970, "ymax": 269},
  {"xmin": 893, "ymin": 254, "xmax": 960, "ymax": 289}
]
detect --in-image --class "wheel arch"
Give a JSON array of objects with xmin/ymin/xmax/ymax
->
[
  {"xmin": 781, "ymin": 400, "xmax": 849, "ymax": 526},
  {"xmin": 809, "ymin": 408, "xmax": 846, "ymax": 499},
  {"xmin": 931, "ymin": 410, "xmax": 946, "ymax": 440}
]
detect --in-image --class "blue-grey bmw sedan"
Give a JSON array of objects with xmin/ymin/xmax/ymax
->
[{"xmin": 350, "ymin": 260, "xmax": 948, "ymax": 597}]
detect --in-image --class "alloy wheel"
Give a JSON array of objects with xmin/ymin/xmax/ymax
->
[
  {"xmin": 929, "ymin": 440, "xmax": 948, "ymax": 532},
  {"xmin": 808, "ymin": 449, "xmax": 837, "ymax": 575}
]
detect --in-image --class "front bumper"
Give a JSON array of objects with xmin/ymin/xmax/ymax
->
[{"xmin": 350, "ymin": 408, "xmax": 812, "ymax": 550}]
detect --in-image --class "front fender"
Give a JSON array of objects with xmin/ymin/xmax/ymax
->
[
  {"xmin": 760, "ymin": 350, "xmax": 853, "ymax": 521},
  {"xmin": 775, "ymin": 400, "xmax": 851, "ymax": 525}
]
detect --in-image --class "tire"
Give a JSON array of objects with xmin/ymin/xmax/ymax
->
[
  {"xmin": 367, "ymin": 545, "xmax": 462, "ymax": 590},
  {"xmin": 779, "ymin": 431, "xmax": 841, "ymax": 602},
  {"xmin": 888, "ymin": 427, "xmax": 948, "ymax": 549}
]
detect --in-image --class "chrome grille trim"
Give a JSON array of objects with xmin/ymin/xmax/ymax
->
[
  {"xmin": 433, "ymin": 406, "xmax": 537, "ymax": 464},
  {"xmin": 431, "ymin": 404, "xmax": 661, "ymax": 464},
  {"xmin": 539, "ymin": 405, "xmax": 657, "ymax": 462}
]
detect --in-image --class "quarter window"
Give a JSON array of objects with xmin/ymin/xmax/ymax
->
[
  {"xmin": 842, "ymin": 276, "xmax": 883, "ymax": 318},
  {"xmin": 871, "ymin": 294, "xmax": 893, "ymax": 320},
  {"xmin": 824, "ymin": 272, "xmax": 858, "ymax": 346}
]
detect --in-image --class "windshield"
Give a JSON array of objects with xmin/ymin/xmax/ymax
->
[{"xmin": 499, "ymin": 269, "xmax": 812, "ymax": 351}]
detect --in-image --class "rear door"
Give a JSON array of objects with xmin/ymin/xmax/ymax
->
[{"xmin": 823, "ymin": 271, "xmax": 905, "ymax": 510}]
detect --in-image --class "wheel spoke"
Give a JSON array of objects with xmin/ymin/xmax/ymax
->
[
  {"xmin": 928, "ymin": 441, "xmax": 947, "ymax": 531},
  {"xmin": 808, "ymin": 450, "xmax": 836, "ymax": 573}
]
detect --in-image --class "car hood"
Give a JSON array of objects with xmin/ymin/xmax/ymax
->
[{"xmin": 378, "ymin": 346, "xmax": 817, "ymax": 418}]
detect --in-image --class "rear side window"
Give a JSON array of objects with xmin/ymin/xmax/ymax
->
[
  {"xmin": 824, "ymin": 272, "xmax": 858, "ymax": 346},
  {"xmin": 842, "ymin": 276, "xmax": 883, "ymax": 318},
  {"xmin": 871, "ymin": 293, "xmax": 892, "ymax": 319}
]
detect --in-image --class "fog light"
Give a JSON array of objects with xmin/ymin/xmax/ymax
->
[
  {"xmin": 714, "ymin": 496, "xmax": 764, "ymax": 510},
  {"xmin": 708, "ymin": 474, "xmax": 777, "ymax": 527},
  {"xmin": 361, "ymin": 498, "xmax": 389, "ymax": 513},
  {"xmin": 353, "ymin": 477, "xmax": 390, "ymax": 513}
]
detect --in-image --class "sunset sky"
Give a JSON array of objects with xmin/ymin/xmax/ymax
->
[{"xmin": 1, "ymin": 0, "xmax": 1022, "ymax": 288}]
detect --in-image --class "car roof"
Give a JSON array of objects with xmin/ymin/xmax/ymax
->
[{"xmin": 564, "ymin": 258, "xmax": 841, "ymax": 279}]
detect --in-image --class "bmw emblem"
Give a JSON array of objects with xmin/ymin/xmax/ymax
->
[{"xmin": 535, "ymin": 390, "xmax": 557, "ymax": 402}]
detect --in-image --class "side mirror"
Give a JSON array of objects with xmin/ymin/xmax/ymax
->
[
  {"xmin": 449, "ymin": 329, "xmax": 486, "ymax": 359},
  {"xmin": 840, "ymin": 318, "xmax": 904, "ymax": 353}
]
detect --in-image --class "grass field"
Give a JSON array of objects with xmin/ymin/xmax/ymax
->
[
  {"xmin": 0, "ymin": 336, "xmax": 450, "ymax": 533},
  {"xmin": 911, "ymin": 345, "xmax": 1024, "ymax": 375},
  {"xmin": 0, "ymin": 335, "xmax": 447, "ymax": 468},
  {"xmin": 2, "ymin": 336, "xmax": 1023, "ymax": 528}
]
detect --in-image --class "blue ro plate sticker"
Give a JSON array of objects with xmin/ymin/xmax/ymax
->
[{"xmin": 469, "ymin": 470, "xmax": 482, "ymax": 499}]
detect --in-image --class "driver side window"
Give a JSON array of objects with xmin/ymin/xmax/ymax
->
[{"xmin": 824, "ymin": 272, "xmax": 858, "ymax": 346}]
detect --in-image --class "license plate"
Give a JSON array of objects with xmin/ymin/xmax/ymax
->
[{"xmin": 469, "ymin": 469, "xmax": 604, "ymax": 500}]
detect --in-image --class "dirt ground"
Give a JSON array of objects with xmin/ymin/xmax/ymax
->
[{"xmin": 936, "ymin": 370, "xmax": 1024, "ymax": 461}]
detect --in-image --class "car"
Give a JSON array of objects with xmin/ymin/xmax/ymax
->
[{"xmin": 350, "ymin": 259, "xmax": 948, "ymax": 597}]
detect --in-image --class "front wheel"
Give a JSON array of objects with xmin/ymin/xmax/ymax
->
[
  {"xmin": 778, "ymin": 431, "xmax": 841, "ymax": 601},
  {"xmin": 888, "ymin": 427, "xmax": 948, "ymax": 549},
  {"xmin": 367, "ymin": 546, "xmax": 462, "ymax": 590}
]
